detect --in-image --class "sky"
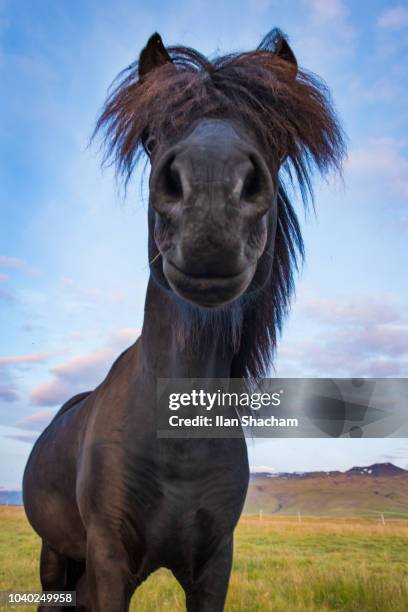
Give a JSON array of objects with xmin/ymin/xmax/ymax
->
[{"xmin": 0, "ymin": 0, "xmax": 408, "ymax": 488}]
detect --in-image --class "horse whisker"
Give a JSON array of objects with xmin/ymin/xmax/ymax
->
[{"xmin": 149, "ymin": 252, "xmax": 162, "ymax": 266}]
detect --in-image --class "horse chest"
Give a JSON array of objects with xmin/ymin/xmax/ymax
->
[
  {"xmin": 118, "ymin": 438, "xmax": 248, "ymax": 574},
  {"xmin": 124, "ymin": 437, "xmax": 248, "ymax": 513}
]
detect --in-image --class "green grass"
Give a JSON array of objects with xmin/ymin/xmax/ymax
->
[{"xmin": 1, "ymin": 508, "xmax": 407, "ymax": 611}]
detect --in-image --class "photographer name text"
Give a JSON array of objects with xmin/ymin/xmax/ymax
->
[{"xmin": 168, "ymin": 414, "xmax": 298, "ymax": 428}]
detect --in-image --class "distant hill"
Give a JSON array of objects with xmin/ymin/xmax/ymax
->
[
  {"xmin": 2, "ymin": 463, "xmax": 408, "ymax": 516},
  {"xmin": 345, "ymin": 462, "xmax": 407, "ymax": 477},
  {"xmin": 246, "ymin": 463, "xmax": 408, "ymax": 518},
  {"xmin": 250, "ymin": 462, "xmax": 407, "ymax": 480},
  {"xmin": 0, "ymin": 489, "xmax": 23, "ymax": 506}
]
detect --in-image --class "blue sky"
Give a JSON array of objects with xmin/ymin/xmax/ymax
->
[{"xmin": 1, "ymin": 0, "xmax": 408, "ymax": 488}]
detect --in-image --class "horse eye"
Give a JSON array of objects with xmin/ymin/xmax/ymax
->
[{"xmin": 144, "ymin": 136, "xmax": 157, "ymax": 156}]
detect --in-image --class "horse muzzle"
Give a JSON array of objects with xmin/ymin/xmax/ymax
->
[{"xmin": 163, "ymin": 257, "xmax": 256, "ymax": 307}]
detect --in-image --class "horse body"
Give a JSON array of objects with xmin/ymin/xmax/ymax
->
[
  {"xmin": 23, "ymin": 28, "xmax": 344, "ymax": 611},
  {"xmin": 24, "ymin": 280, "xmax": 248, "ymax": 610}
]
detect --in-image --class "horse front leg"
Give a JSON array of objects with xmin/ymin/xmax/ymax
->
[
  {"xmin": 85, "ymin": 528, "xmax": 133, "ymax": 612},
  {"xmin": 37, "ymin": 542, "xmax": 67, "ymax": 612},
  {"xmin": 184, "ymin": 536, "xmax": 234, "ymax": 612}
]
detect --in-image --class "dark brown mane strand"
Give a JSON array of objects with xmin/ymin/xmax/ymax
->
[
  {"xmin": 93, "ymin": 29, "xmax": 345, "ymax": 192},
  {"xmin": 231, "ymin": 184, "xmax": 304, "ymax": 380},
  {"xmin": 93, "ymin": 29, "xmax": 345, "ymax": 380}
]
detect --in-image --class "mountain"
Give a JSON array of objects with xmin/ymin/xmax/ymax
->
[
  {"xmin": 250, "ymin": 462, "xmax": 407, "ymax": 480},
  {"xmin": 245, "ymin": 463, "xmax": 408, "ymax": 518},
  {"xmin": 345, "ymin": 462, "xmax": 407, "ymax": 477}
]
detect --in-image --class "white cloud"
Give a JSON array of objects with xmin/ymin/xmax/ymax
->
[
  {"xmin": 276, "ymin": 294, "xmax": 408, "ymax": 377},
  {"xmin": 346, "ymin": 138, "xmax": 408, "ymax": 200},
  {"xmin": 302, "ymin": 296, "xmax": 402, "ymax": 325},
  {"xmin": 308, "ymin": 0, "xmax": 345, "ymax": 21},
  {"xmin": 295, "ymin": 0, "xmax": 355, "ymax": 74},
  {"xmin": 377, "ymin": 5, "xmax": 408, "ymax": 30}
]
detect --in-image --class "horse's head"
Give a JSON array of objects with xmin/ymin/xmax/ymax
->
[
  {"xmin": 94, "ymin": 29, "xmax": 345, "ymax": 373},
  {"xmin": 140, "ymin": 33, "xmax": 300, "ymax": 307}
]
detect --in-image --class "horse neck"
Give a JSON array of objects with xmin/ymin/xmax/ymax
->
[{"xmin": 140, "ymin": 277, "xmax": 236, "ymax": 378}]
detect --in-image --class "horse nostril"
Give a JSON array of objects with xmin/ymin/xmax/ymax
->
[
  {"xmin": 242, "ymin": 166, "xmax": 261, "ymax": 200},
  {"xmin": 161, "ymin": 157, "xmax": 183, "ymax": 200},
  {"xmin": 241, "ymin": 155, "xmax": 268, "ymax": 202}
]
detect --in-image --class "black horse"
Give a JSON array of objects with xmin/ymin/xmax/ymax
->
[{"xmin": 23, "ymin": 29, "xmax": 344, "ymax": 611}]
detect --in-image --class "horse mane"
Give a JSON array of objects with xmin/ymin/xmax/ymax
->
[{"xmin": 94, "ymin": 29, "xmax": 346, "ymax": 380}]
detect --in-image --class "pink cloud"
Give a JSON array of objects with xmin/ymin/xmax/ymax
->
[
  {"xmin": 16, "ymin": 410, "xmax": 55, "ymax": 431},
  {"xmin": 303, "ymin": 295, "xmax": 402, "ymax": 325},
  {"xmin": 29, "ymin": 328, "xmax": 141, "ymax": 408},
  {"xmin": 0, "ymin": 352, "xmax": 54, "ymax": 366},
  {"xmin": 346, "ymin": 325, "xmax": 408, "ymax": 357},
  {"xmin": 5, "ymin": 433, "xmax": 39, "ymax": 444},
  {"xmin": 109, "ymin": 327, "xmax": 140, "ymax": 348},
  {"xmin": 30, "ymin": 351, "xmax": 107, "ymax": 406},
  {"xmin": 278, "ymin": 338, "xmax": 407, "ymax": 378},
  {"xmin": 30, "ymin": 380, "xmax": 70, "ymax": 407},
  {"xmin": 31, "ymin": 351, "xmax": 113, "ymax": 406},
  {"xmin": 277, "ymin": 294, "xmax": 408, "ymax": 377},
  {"xmin": 50, "ymin": 350, "xmax": 111, "ymax": 380}
]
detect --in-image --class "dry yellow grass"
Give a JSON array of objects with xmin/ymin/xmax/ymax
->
[{"xmin": 1, "ymin": 507, "xmax": 407, "ymax": 611}]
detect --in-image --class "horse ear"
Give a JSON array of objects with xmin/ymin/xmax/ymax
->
[
  {"xmin": 258, "ymin": 28, "xmax": 298, "ymax": 77},
  {"xmin": 139, "ymin": 32, "xmax": 172, "ymax": 79},
  {"xmin": 274, "ymin": 37, "xmax": 297, "ymax": 76}
]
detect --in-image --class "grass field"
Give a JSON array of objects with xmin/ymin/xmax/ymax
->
[{"xmin": 1, "ymin": 506, "xmax": 407, "ymax": 611}]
